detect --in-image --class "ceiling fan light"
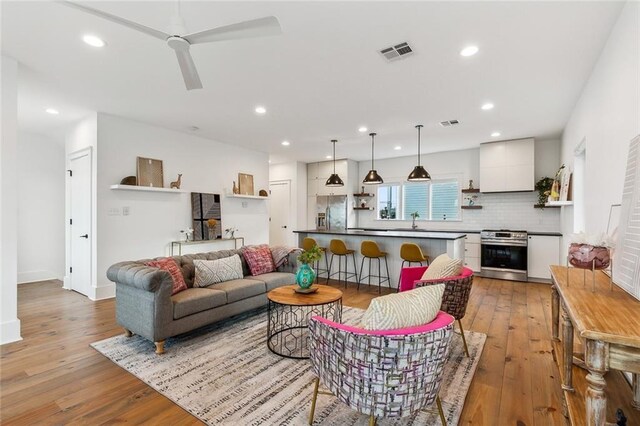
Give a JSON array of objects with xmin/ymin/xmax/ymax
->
[
  {"xmin": 363, "ymin": 170, "xmax": 383, "ymax": 185},
  {"xmin": 326, "ymin": 174, "xmax": 344, "ymax": 187},
  {"xmin": 407, "ymin": 165, "xmax": 431, "ymax": 181}
]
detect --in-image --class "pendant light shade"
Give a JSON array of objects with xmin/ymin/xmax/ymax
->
[
  {"xmin": 363, "ymin": 132, "xmax": 383, "ymax": 185},
  {"xmin": 407, "ymin": 124, "xmax": 431, "ymax": 181},
  {"xmin": 325, "ymin": 139, "xmax": 344, "ymax": 187}
]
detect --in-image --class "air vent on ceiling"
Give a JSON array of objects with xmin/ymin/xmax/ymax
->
[
  {"xmin": 439, "ymin": 119, "xmax": 460, "ymax": 127},
  {"xmin": 379, "ymin": 42, "xmax": 414, "ymax": 62}
]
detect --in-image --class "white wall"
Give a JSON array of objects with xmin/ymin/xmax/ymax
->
[
  {"xmin": 17, "ymin": 132, "xmax": 65, "ymax": 283},
  {"xmin": 95, "ymin": 113, "xmax": 270, "ymax": 290},
  {"xmin": 355, "ymin": 139, "xmax": 562, "ymax": 232},
  {"xmin": 1, "ymin": 55, "xmax": 22, "ymax": 344},
  {"xmin": 269, "ymin": 161, "xmax": 307, "ymax": 246},
  {"xmin": 560, "ymin": 1, "xmax": 639, "ymax": 246}
]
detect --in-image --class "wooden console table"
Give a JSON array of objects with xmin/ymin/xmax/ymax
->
[{"xmin": 550, "ymin": 265, "xmax": 640, "ymax": 425}]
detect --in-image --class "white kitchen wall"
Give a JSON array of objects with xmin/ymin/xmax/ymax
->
[
  {"xmin": 269, "ymin": 161, "xmax": 307, "ymax": 246},
  {"xmin": 95, "ymin": 113, "xmax": 270, "ymax": 291},
  {"xmin": 355, "ymin": 139, "xmax": 561, "ymax": 232},
  {"xmin": 560, "ymin": 1, "xmax": 639, "ymax": 247},
  {"xmin": 17, "ymin": 132, "xmax": 65, "ymax": 283}
]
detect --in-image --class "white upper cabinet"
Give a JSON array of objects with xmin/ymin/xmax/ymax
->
[
  {"xmin": 308, "ymin": 159, "xmax": 352, "ymax": 196},
  {"xmin": 480, "ymin": 138, "xmax": 534, "ymax": 192}
]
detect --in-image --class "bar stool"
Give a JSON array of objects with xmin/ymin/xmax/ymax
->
[
  {"xmin": 358, "ymin": 240, "xmax": 390, "ymax": 294},
  {"xmin": 327, "ymin": 239, "xmax": 359, "ymax": 287},
  {"xmin": 398, "ymin": 243, "xmax": 430, "ymax": 290},
  {"xmin": 301, "ymin": 237, "xmax": 329, "ymax": 283}
]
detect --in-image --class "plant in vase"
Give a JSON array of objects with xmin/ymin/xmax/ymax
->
[
  {"xmin": 296, "ymin": 245, "xmax": 322, "ymax": 289},
  {"xmin": 535, "ymin": 177, "xmax": 554, "ymax": 207}
]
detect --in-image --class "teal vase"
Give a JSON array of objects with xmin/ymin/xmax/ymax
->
[{"xmin": 295, "ymin": 263, "xmax": 316, "ymax": 289}]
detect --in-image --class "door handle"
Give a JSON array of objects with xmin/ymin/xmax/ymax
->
[
  {"xmin": 281, "ymin": 226, "xmax": 287, "ymax": 229},
  {"xmin": 80, "ymin": 234, "xmax": 89, "ymax": 239}
]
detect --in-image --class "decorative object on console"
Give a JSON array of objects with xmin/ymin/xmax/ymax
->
[
  {"xmin": 259, "ymin": 189, "xmax": 268, "ymax": 197},
  {"xmin": 191, "ymin": 193, "xmax": 222, "ymax": 240},
  {"xmin": 238, "ymin": 173, "xmax": 254, "ymax": 195},
  {"xmin": 170, "ymin": 173, "xmax": 182, "ymax": 189},
  {"xmin": 232, "ymin": 181, "xmax": 240, "ymax": 194},
  {"xmin": 120, "ymin": 175, "xmax": 137, "ymax": 185},
  {"xmin": 136, "ymin": 156, "xmax": 164, "ymax": 188},
  {"xmin": 325, "ymin": 139, "xmax": 344, "ymax": 187},
  {"xmin": 207, "ymin": 218, "xmax": 219, "ymax": 240},
  {"xmin": 296, "ymin": 244, "xmax": 322, "ymax": 289},
  {"xmin": 407, "ymin": 124, "xmax": 431, "ymax": 181},
  {"xmin": 362, "ymin": 132, "xmax": 384, "ymax": 185},
  {"xmin": 567, "ymin": 232, "xmax": 614, "ymax": 291},
  {"xmin": 180, "ymin": 227, "xmax": 194, "ymax": 241},
  {"xmin": 225, "ymin": 227, "xmax": 237, "ymax": 239}
]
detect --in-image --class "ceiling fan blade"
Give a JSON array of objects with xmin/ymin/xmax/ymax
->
[
  {"xmin": 184, "ymin": 16, "xmax": 281, "ymax": 45},
  {"xmin": 58, "ymin": 1, "xmax": 170, "ymax": 41},
  {"xmin": 174, "ymin": 48, "xmax": 203, "ymax": 90}
]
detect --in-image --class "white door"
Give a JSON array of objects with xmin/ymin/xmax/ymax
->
[
  {"xmin": 269, "ymin": 180, "xmax": 291, "ymax": 247},
  {"xmin": 69, "ymin": 150, "xmax": 92, "ymax": 296}
]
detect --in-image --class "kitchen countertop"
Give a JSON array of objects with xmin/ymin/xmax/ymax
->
[
  {"xmin": 527, "ymin": 231, "xmax": 563, "ymax": 237},
  {"xmin": 296, "ymin": 228, "xmax": 562, "ymax": 237},
  {"xmin": 294, "ymin": 229, "xmax": 467, "ymax": 240},
  {"xmin": 348, "ymin": 227, "xmax": 562, "ymax": 237}
]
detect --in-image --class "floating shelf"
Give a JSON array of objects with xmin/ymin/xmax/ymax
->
[
  {"xmin": 461, "ymin": 205, "xmax": 483, "ymax": 210},
  {"xmin": 110, "ymin": 184, "xmax": 185, "ymax": 193},
  {"xmin": 354, "ymin": 193, "xmax": 375, "ymax": 197},
  {"xmin": 546, "ymin": 201, "xmax": 573, "ymax": 206},
  {"xmin": 461, "ymin": 188, "xmax": 480, "ymax": 193},
  {"xmin": 354, "ymin": 207, "xmax": 374, "ymax": 211},
  {"xmin": 534, "ymin": 204, "xmax": 561, "ymax": 209},
  {"xmin": 225, "ymin": 193, "xmax": 269, "ymax": 200}
]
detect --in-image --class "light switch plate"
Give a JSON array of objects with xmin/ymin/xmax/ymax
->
[
  {"xmin": 122, "ymin": 206, "xmax": 130, "ymax": 216},
  {"xmin": 108, "ymin": 208, "xmax": 121, "ymax": 216}
]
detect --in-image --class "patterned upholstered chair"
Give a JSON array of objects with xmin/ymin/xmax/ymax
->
[
  {"xmin": 399, "ymin": 266, "xmax": 474, "ymax": 357},
  {"xmin": 307, "ymin": 312, "xmax": 454, "ymax": 425}
]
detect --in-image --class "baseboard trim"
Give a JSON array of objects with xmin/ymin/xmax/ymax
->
[
  {"xmin": 18, "ymin": 270, "xmax": 61, "ymax": 284},
  {"xmin": 90, "ymin": 284, "xmax": 115, "ymax": 301},
  {"xmin": 0, "ymin": 319, "xmax": 22, "ymax": 345}
]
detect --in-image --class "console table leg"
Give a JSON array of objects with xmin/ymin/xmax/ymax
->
[
  {"xmin": 585, "ymin": 339, "xmax": 608, "ymax": 425},
  {"xmin": 551, "ymin": 285, "xmax": 560, "ymax": 341},
  {"xmin": 562, "ymin": 307, "xmax": 574, "ymax": 391},
  {"xmin": 633, "ymin": 373, "xmax": 640, "ymax": 410}
]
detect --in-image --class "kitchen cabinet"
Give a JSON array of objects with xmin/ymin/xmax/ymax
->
[
  {"xmin": 309, "ymin": 159, "xmax": 351, "ymax": 196},
  {"xmin": 528, "ymin": 235, "xmax": 561, "ymax": 281},
  {"xmin": 463, "ymin": 233, "xmax": 481, "ymax": 272},
  {"xmin": 480, "ymin": 138, "xmax": 534, "ymax": 192}
]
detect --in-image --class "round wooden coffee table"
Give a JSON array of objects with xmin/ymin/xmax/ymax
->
[{"xmin": 267, "ymin": 285, "xmax": 343, "ymax": 359}]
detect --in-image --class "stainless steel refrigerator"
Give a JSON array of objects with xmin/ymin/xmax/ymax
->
[{"xmin": 316, "ymin": 195, "xmax": 348, "ymax": 230}]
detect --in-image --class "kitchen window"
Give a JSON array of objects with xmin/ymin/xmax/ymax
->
[{"xmin": 377, "ymin": 179, "xmax": 460, "ymax": 220}]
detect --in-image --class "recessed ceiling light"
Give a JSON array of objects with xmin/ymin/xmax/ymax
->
[
  {"xmin": 82, "ymin": 34, "xmax": 106, "ymax": 48},
  {"xmin": 460, "ymin": 45, "xmax": 479, "ymax": 57},
  {"xmin": 255, "ymin": 106, "xmax": 266, "ymax": 114},
  {"xmin": 326, "ymin": 155, "xmax": 332, "ymax": 159},
  {"xmin": 394, "ymin": 146, "xmax": 402, "ymax": 150},
  {"xmin": 45, "ymin": 108, "xmax": 59, "ymax": 115},
  {"xmin": 281, "ymin": 141, "xmax": 290, "ymax": 146},
  {"xmin": 491, "ymin": 132, "xmax": 501, "ymax": 137},
  {"xmin": 481, "ymin": 103, "xmax": 494, "ymax": 110},
  {"xmin": 358, "ymin": 127, "xmax": 368, "ymax": 133}
]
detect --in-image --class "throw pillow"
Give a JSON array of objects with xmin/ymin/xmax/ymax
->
[
  {"xmin": 421, "ymin": 253, "xmax": 463, "ymax": 280},
  {"xmin": 145, "ymin": 257, "xmax": 188, "ymax": 295},
  {"xmin": 360, "ymin": 284, "xmax": 445, "ymax": 330},
  {"xmin": 243, "ymin": 245, "xmax": 276, "ymax": 276},
  {"xmin": 193, "ymin": 255, "xmax": 244, "ymax": 287}
]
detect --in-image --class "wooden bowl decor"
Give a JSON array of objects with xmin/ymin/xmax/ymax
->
[
  {"xmin": 568, "ymin": 243, "xmax": 611, "ymax": 270},
  {"xmin": 259, "ymin": 189, "xmax": 268, "ymax": 197}
]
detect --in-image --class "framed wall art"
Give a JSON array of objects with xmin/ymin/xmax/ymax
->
[
  {"xmin": 136, "ymin": 157, "xmax": 164, "ymax": 188},
  {"xmin": 191, "ymin": 192, "xmax": 222, "ymax": 240},
  {"xmin": 238, "ymin": 173, "xmax": 254, "ymax": 195}
]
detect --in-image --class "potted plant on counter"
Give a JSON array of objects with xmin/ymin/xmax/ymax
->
[{"xmin": 296, "ymin": 245, "xmax": 322, "ymax": 290}]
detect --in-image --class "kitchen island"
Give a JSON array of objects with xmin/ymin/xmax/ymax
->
[{"xmin": 294, "ymin": 229, "xmax": 466, "ymax": 289}]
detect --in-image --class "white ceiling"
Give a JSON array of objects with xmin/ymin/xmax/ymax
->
[{"xmin": 2, "ymin": 1, "xmax": 624, "ymax": 162}]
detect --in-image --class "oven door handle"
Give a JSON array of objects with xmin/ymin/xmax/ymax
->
[{"xmin": 481, "ymin": 240, "xmax": 528, "ymax": 247}]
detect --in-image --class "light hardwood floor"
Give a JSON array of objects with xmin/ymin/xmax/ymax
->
[{"xmin": 1, "ymin": 277, "xmax": 567, "ymax": 425}]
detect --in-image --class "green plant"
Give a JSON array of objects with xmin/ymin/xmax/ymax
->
[
  {"xmin": 410, "ymin": 211, "xmax": 420, "ymax": 219},
  {"xmin": 535, "ymin": 177, "xmax": 554, "ymax": 206},
  {"xmin": 298, "ymin": 245, "xmax": 322, "ymax": 265}
]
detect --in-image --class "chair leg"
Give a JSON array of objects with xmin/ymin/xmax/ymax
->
[
  {"xmin": 368, "ymin": 257, "xmax": 372, "ymax": 286},
  {"xmin": 324, "ymin": 252, "xmax": 329, "ymax": 283},
  {"xmin": 327, "ymin": 254, "xmax": 334, "ymax": 284},
  {"xmin": 308, "ymin": 377, "xmax": 320, "ymax": 425},
  {"xmin": 436, "ymin": 395, "xmax": 447, "ymax": 426},
  {"xmin": 458, "ymin": 319, "xmax": 470, "ymax": 357},
  {"xmin": 384, "ymin": 256, "xmax": 390, "ymax": 291},
  {"xmin": 352, "ymin": 253, "xmax": 359, "ymax": 283},
  {"xmin": 357, "ymin": 255, "xmax": 365, "ymax": 291},
  {"xmin": 369, "ymin": 414, "xmax": 376, "ymax": 426},
  {"xmin": 377, "ymin": 257, "xmax": 381, "ymax": 294}
]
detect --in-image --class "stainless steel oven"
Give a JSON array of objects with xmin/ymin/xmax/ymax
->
[{"xmin": 480, "ymin": 230, "xmax": 528, "ymax": 281}]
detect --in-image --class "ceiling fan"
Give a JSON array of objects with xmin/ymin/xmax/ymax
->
[{"xmin": 60, "ymin": 1, "xmax": 282, "ymax": 90}]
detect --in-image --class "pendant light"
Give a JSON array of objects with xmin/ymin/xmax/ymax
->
[
  {"xmin": 363, "ymin": 132, "xmax": 383, "ymax": 185},
  {"xmin": 325, "ymin": 139, "xmax": 344, "ymax": 187},
  {"xmin": 407, "ymin": 124, "xmax": 431, "ymax": 181}
]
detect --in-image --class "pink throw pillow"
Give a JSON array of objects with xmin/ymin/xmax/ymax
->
[
  {"xmin": 243, "ymin": 245, "xmax": 276, "ymax": 276},
  {"xmin": 145, "ymin": 258, "xmax": 188, "ymax": 295}
]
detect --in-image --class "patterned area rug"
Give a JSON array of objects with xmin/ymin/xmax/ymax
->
[{"xmin": 92, "ymin": 307, "xmax": 486, "ymax": 425}]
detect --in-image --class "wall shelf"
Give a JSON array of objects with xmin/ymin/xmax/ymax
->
[
  {"xmin": 461, "ymin": 188, "xmax": 480, "ymax": 194},
  {"xmin": 461, "ymin": 205, "xmax": 483, "ymax": 210},
  {"xmin": 354, "ymin": 207, "xmax": 374, "ymax": 211},
  {"xmin": 353, "ymin": 193, "xmax": 375, "ymax": 197},
  {"xmin": 110, "ymin": 184, "xmax": 184, "ymax": 193},
  {"xmin": 534, "ymin": 204, "xmax": 561, "ymax": 209},
  {"xmin": 225, "ymin": 193, "xmax": 269, "ymax": 200},
  {"xmin": 546, "ymin": 201, "xmax": 573, "ymax": 207}
]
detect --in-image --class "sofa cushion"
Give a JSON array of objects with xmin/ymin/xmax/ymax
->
[
  {"xmin": 208, "ymin": 278, "xmax": 266, "ymax": 303},
  {"xmin": 252, "ymin": 272, "xmax": 294, "ymax": 291},
  {"xmin": 169, "ymin": 249, "xmax": 249, "ymax": 288},
  {"xmin": 145, "ymin": 257, "xmax": 188, "ymax": 295},
  {"xmin": 193, "ymin": 255, "xmax": 244, "ymax": 287},
  {"xmin": 171, "ymin": 288, "xmax": 227, "ymax": 320},
  {"xmin": 243, "ymin": 245, "xmax": 276, "ymax": 276}
]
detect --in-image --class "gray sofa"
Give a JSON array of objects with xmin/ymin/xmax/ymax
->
[{"xmin": 106, "ymin": 248, "xmax": 297, "ymax": 354}]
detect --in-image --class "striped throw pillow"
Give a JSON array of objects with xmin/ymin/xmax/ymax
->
[
  {"xmin": 193, "ymin": 255, "xmax": 244, "ymax": 287},
  {"xmin": 421, "ymin": 253, "xmax": 463, "ymax": 280},
  {"xmin": 360, "ymin": 284, "xmax": 445, "ymax": 330}
]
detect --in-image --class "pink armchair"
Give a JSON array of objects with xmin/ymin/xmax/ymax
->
[
  {"xmin": 399, "ymin": 266, "xmax": 474, "ymax": 357},
  {"xmin": 308, "ymin": 312, "xmax": 455, "ymax": 425}
]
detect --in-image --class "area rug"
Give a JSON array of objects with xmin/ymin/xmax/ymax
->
[{"xmin": 92, "ymin": 307, "xmax": 486, "ymax": 425}]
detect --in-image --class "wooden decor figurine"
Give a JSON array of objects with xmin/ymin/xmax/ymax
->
[
  {"xmin": 232, "ymin": 181, "xmax": 240, "ymax": 194},
  {"xmin": 170, "ymin": 174, "xmax": 182, "ymax": 189},
  {"xmin": 120, "ymin": 176, "xmax": 137, "ymax": 185}
]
